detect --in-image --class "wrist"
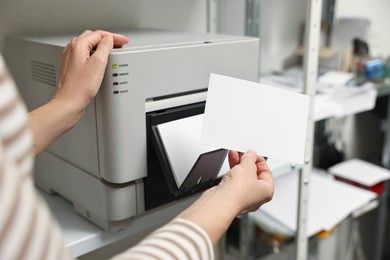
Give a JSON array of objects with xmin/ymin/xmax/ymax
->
[
  {"xmin": 206, "ymin": 187, "xmax": 242, "ymax": 218},
  {"xmin": 28, "ymin": 97, "xmax": 86, "ymax": 155},
  {"xmin": 49, "ymin": 97, "xmax": 85, "ymax": 129},
  {"xmin": 177, "ymin": 187, "xmax": 240, "ymax": 245}
]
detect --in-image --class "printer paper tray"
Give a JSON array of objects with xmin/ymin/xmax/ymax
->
[{"xmin": 145, "ymin": 102, "xmax": 227, "ymax": 210}]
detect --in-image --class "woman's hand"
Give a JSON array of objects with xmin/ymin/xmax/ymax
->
[
  {"xmin": 54, "ymin": 30, "xmax": 128, "ymax": 113},
  {"xmin": 220, "ymin": 149, "xmax": 274, "ymax": 214},
  {"xmin": 178, "ymin": 149, "xmax": 274, "ymax": 245},
  {"xmin": 29, "ymin": 30, "xmax": 128, "ymax": 155}
]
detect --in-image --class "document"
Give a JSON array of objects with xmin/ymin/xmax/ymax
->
[
  {"xmin": 260, "ymin": 69, "xmax": 377, "ymax": 121},
  {"xmin": 329, "ymin": 159, "xmax": 390, "ymax": 187},
  {"xmin": 317, "ymin": 71, "xmax": 353, "ymax": 87},
  {"xmin": 257, "ymin": 170, "xmax": 377, "ymax": 237},
  {"xmin": 200, "ymin": 74, "xmax": 310, "ymax": 165},
  {"xmin": 157, "ymin": 115, "xmax": 229, "ymax": 188}
]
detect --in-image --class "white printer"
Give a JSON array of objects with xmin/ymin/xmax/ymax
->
[{"xmin": 5, "ymin": 29, "xmax": 259, "ymax": 231}]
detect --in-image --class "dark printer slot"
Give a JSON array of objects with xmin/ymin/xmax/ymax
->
[{"xmin": 144, "ymin": 102, "xmax": 227, "ymax": 211}]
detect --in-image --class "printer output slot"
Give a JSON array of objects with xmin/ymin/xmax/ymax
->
[
  {"xmin": 147, "ymin": 88, "xmax": 207, "ymax": 102},
  {"xmin": 145, "ymin": 90, "xmax": 208, "ymax": 113},
  {"xmin": 145, "ymin": 102, "xmax": 226, "ymax": 210}
]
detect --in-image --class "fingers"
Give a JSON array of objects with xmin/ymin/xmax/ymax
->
[
  {"xmin": 90, "ymin": 35, "xmax": 114, "ymax": 65},
  {"xmin": 228, "ymin": 149, "xmax": 257, "ymax": 174},
  {"xmin": 229, "ymin": 149, "xmax": 265, "ymax": 168},
  {"xmin": 228, "ymin": 150, "xmax": 245, "ymax": 168},
  {"xmin": 61, "ymin": 30, "xmax": 128, "ymax": 71},
  {"xmin": 240, "ymin": 149, "xmax": 256, "ymax": 162},
  {"xmin": 62, "ymin": 30, "xmax": 128, "ymax": 63},
  {"xmin": 77, "ymin": 30, "xmax": 128, "ymax": 50},
  {"xmin": 256, "ymin": 158, "xmax": 273, "ymax": 183},
  {"xmin": 230, "ymin": 150, "xmax": 271, "ymax": 178},
  {"xmin": 228, "ymin": 150, "xmax": 240, "ymax": 168},
  {"xmin": 225, "ymin": 149, "xmax": 274, "ymax": 215},
  {"xmin": 56, "ymin": 30, "xmax": 127, "ymax": 108},
  {"xmin": 78, "ymin": 30, "xmax": 93, "ymax": 38},
  {"xmin": 111, "ymin": 33, "xmax": 129, "ymax": 48}
]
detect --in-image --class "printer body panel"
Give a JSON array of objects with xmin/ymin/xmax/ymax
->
[
  {"xmin": 97, "ymin": 38, "xmax": 259, "ymax": 184},
  {"xmin": 36, "ymin": 151, "xmax": 140, "ymax": 232},
  {"xmin": 5, "ymin": 38, "xmax": 100, "ymax": 177}
]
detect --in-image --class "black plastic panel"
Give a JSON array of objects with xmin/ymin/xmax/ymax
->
[{"xmin": 144, "ymin": 102, "xmax": 226, "ymax": 210}]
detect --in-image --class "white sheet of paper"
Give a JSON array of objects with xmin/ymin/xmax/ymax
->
[
  {"xmin": 318, "ymin": 71, "xmax": 353, "ymax": 86},
  {"xmin": 258, "ymin": 170, "xmax": 376, "ymax": 237},
  {"xmin": 200, "ymin": 73, "xmax": 310, "ymax": 165},
  {"xmin": 332, "ymin": 87, "xmax": 377, "ymax": 118},
  {"xmin": 314, "ymin": 95, "xmax": 343, "ymax": 121},
  {"xmin": 329, "ymin": 159, "xmax": 390, "ymax": 187},
  {"xmin": 157, "ymin": 114, "xmax": 229, "ymax": 188}
]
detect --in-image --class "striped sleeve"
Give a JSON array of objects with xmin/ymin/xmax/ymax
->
[
  {"xmin": 0, "ymin": 54, "xmax": 73, "ymax": 260},
  {"xmin": 111, "ymin": 218, "xmax": 214, "ymax": 260}
]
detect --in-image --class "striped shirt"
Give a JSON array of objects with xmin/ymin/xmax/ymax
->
[
  {"xmin": 112, "ymin": 219, "xmax": 213, "ymax": 260},
  {"xmin": 0, "ymin": 54, "xmax": 214, "ymax": 260}
]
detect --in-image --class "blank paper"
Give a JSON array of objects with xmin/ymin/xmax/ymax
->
[
  {"xmin": 157, "ymin": 114, "xmax": 229, "ymax": 188},
  {"xmin": 200, "ymin": 74, "xmax": 310, "ymax": 165},
  {"xmin": 329, "ymin": 158, "xmax": 390, "ymax": 187}
]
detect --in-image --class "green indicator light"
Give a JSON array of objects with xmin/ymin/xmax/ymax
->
[{"xmin": 112, "ymin": 64, "xmax": 118, "ymax": 69}]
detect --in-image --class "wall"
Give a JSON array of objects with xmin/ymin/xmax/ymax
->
[
  {"xmin": 259, "ymin": 0, "xmax": 306, "ymax": 74},
  {"xmin": 0, "ymin": 0, "xmax": 208, "ymax": 53},
  {"xmin": 217, "ymin": 0, "xmax": 246, "ymax": 36},
  {"xmin": 335, "ymin": 0, "xmax": 390, "ymax": 58},
  {"xmin": 216, "ymin": 0, "xmax": 306, "ymax": 74}
]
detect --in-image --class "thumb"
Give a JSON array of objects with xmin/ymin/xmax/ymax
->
[{"xmin": 239, "ymin": 149, "xmax": 257, "ymax": 168}]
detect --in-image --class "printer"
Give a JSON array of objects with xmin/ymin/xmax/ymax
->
[{"xmin": 5, "ymin": 29, "xmax": 259, "ymax": 231}]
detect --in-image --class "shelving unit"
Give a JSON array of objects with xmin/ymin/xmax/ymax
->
[{"xmin": 297, "ymin": 0, "xmax": 323, "ymax": 259}]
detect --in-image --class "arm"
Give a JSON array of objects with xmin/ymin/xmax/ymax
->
[
  {"xmin": 177, "ymin": 149, "xmax": 274, "ymax": 244},
  {"xmin": 28, "ymin": 30, "xmax": 128, "ymax": 155}
]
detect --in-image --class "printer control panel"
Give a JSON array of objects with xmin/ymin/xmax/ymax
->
[{"xmin": 110, "ymin": 63, "xmax": 130, "ymax": 95}]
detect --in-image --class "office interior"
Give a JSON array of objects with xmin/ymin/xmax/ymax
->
[{"xmin": 1, "ymin": 0, "xmax": 390, "ymax": 259}]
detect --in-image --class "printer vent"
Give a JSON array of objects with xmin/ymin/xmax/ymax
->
[{"xmin": 30, "ymin": 60, "xmax": 57, "ymax": 87}]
